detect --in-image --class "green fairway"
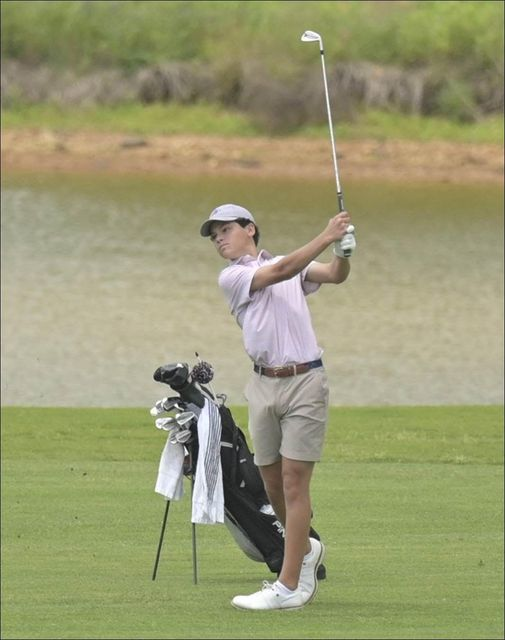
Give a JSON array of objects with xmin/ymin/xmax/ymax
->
[{"xmin": 1, "ymin": 405, "xmax": 503, "ymax": 639}]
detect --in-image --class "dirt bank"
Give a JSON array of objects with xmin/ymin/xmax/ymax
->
[{"xmin": 1, "ymin": 128, "xmax": 503, "ymax": 184}]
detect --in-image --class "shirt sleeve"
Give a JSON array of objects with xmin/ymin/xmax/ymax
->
[
  {"xmin": 301, "ymin": 263, "xmax": 321, "ymax": 295},
  {"xmin": 218, "ymin": 264, "xmax": 257, "ymax": 321}
]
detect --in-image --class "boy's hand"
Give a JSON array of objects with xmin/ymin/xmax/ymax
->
[
  {"xmin": 325, "ymin": 211, "xmax": 351, "ymax": 240},
  {"xmin": 333, "ymin": 225, "xmax": 356, "ymax": 258}
]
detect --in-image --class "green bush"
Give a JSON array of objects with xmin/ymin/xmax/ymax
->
[
  {"xmin": 434, "ymin": 78, "xmax": 479, "ymax": 122},
  {"xmin": 1, "ymin": 1, "xmax": 503, "ymax": 126},
  {"xmin": 1, "ymin": 0, "xmax": 503, "ymax": 74}
]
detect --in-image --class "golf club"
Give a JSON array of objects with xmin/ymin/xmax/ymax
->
[
  {"xmin": 150, "ymin": 397, "xmax": 184, "ymax": 417},
  {"xmin": 301, "ymin": 29, "xmax": 355, "ymax": 256},
  {"xmin": 169, "ymin": 428, "xmax": 192, "ymax": 444},
  {"xmin": 175, "ymin": 411, "xmax": 197, "ymax": 426},
  {"xmin": 155, "ymin": 416, "xmax": 178, "ymax": 431}
]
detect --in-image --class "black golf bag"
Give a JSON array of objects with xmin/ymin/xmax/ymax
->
[{"xmin": 152, "ymin": 361, "xmax": 326, "ymax": 577}]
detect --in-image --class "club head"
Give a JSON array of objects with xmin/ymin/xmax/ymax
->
[
  {"xmin": 150, "ymin": 397, "xmax": 184, "ymax": 416},
  {"xmin": 170, "ymin": 429, "xmax": 192, "ymax": 445},
  {"xmin": 301, "ymin": 30, "xmax": 322, "ymax": 43},
  {"xmin": 162, "ymin": 398, "xmax": 184, "ymax": 413},
  {"xmin": 155, "ymin": 416, "xmax": 177, "ymax": 431},
  {"xmin": 175, "ymin": 411, "xmax": 196, "ymax": 427}
]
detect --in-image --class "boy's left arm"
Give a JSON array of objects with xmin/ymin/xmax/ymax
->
[
  {"xmin": 305, "ymin": 255, "xmax": 351, "ymax": 284},
  {"xmin": 305, "ymin": 230, "xmax": 356, "ymax": 284}
]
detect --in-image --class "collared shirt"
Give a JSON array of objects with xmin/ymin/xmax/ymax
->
[{"xmin": 218, "ymin": 249, "xmax": 323, "ymax": 367}]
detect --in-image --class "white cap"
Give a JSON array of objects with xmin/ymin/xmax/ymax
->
[{"xmin": 200, "ymin": 203, "xmax": 256, "ymax": 237}]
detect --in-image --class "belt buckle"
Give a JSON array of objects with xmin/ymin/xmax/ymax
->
[{"xmin": 272, "ymin": 366, "xmax": 285, "ymax": 377}]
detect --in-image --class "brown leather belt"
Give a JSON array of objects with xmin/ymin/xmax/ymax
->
[{"xmin": 253, "ymin": 359, "xmax": 323, "ymax": 378}]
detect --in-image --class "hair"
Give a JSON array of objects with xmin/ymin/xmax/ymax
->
[{"xmin": 236, "ymin": 218, "xmax": 260, "ymax": 246}]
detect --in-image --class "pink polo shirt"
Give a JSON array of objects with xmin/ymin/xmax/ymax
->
[{"xmin": 218, "ymin": 250, "xmax": 323, "ymax": 367}]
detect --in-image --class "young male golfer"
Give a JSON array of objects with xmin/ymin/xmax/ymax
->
[{"xmin": 200, "ymin": 203, "xmax": 355, "ymax": 610}]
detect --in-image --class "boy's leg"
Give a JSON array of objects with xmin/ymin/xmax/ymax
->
[
  {"xmin": 260, "ymin": 457, "xmax": 323, "ymax": 597},
  {"xmin": 259, "ymin": 460, "xmax": 286, "ymax": 526},
  {"xmin": 277, "ymin": 457, "xmax": 313, "ymax": 590},
  {"xmin": 259, "ymin": 458, "xmax": 314, "ymax": 590}
]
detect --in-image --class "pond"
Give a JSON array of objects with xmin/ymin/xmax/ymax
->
[{"xmin": 1, "ymin": 170, "xmax": 503, "ymax": 407}]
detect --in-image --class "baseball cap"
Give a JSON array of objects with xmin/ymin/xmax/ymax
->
[{"xmin": 200, "ymin": 203, "xmax": 256, "ymax": 237}]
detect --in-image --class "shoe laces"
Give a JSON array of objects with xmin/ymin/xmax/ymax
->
[{"xmin": 261, "ymin": 581, "xmax": 275, "ymax": 592}]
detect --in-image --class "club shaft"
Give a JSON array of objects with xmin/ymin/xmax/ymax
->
[{"xmin": 319, "ymin": 47, "xmax": 344, "ymax": 212}]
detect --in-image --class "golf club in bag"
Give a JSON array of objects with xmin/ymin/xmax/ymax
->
[{"xmin": 150, "ymin": 357, "xmax": 327, "ymax": 582}]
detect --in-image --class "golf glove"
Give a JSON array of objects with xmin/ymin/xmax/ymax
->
[{"xmin": 333, "ymin": 225, "xmax": 356, "ymax": 258}]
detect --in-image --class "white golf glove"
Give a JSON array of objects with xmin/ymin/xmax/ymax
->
[{"xmin": 333, "ymin": 225, "xmax": 356, "ymax": 258}]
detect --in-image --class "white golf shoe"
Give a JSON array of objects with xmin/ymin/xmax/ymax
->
[
  {"xmin": 298, "ymin": 538, "xmax": 326, "ymax": 604},
  {"xmin": 231, "ymin": 581, "xmax": 305, "ymax": 611}
]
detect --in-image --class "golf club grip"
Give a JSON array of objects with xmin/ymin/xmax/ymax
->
[
  {"xmin": 337, "ymin": 191, "xmax": 352, "ymax": 256},
  {"xmin": 339, "ymin": 192, "xmax": 352, "ymax": 256}
]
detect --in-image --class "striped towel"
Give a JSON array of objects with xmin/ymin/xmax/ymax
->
[{"xmin": 191, "ymin": 398, "xmax": 224, "ymax": 524}]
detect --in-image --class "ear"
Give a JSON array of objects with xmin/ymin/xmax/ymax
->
[{"xmin": 245, "ymin": 222, "xmax": 256, "ymax": 237}]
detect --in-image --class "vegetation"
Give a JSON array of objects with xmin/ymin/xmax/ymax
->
[
  {"xmin": 1, "ymin": 405, "xmax": 503, "ymax": 639},
  {"xmin": 1, "ymin": 1, "xmax": 503, "ymax": 135},
  {"xmin": 2, "ymin": 102, "xmax": 503, "ymax": 144},
  {"xmin": 0, "ymin": 101, "xmax": 260, "ymax": 137},
  {"xmin": 2, "ymin": 1, "xmax": 502, "ymax": 75}
]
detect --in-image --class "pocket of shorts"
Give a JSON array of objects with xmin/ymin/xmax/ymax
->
[
  {"xmin": 316, "ymin": 368, "xmax": 330, "ymax": 402},
  {"xmin": 243, "ymin": 376, "xmax": 251, "ymax": 402},
  {"xmin": 316, "ymin": 368, "xmax": 329, "ymax": 390}
]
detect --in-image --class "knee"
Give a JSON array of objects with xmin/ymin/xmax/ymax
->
[{"xmin": 281, "ymin": 460, "xmax": 314, "ymax": 500}]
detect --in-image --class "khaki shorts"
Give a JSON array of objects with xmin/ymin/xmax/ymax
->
[{"xmin": 244, "ymin": 367, "xmax": 329, "ymax": 466}]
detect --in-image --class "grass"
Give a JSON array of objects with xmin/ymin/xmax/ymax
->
[
  {"xmin": 2, "ymin": 103, "xmax": 503, "ymax": 144},
  {"xmin": 1, "ymin": 405, "xmax": 503, "ymax": 639},
  {"xmin": 299, "ymin": 110, "xmax": 505, "ymax": 145},
  {"xmin": 0, "ymin": 102, "xmax": 260, "ymax": 137}
]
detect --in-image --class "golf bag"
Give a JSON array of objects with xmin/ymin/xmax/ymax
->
[{"xmin": 152, "ymin": 361, "xmax": 326, "ymax": 577}]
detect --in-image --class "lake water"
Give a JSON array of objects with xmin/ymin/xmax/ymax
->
[{"xmin": 1, "ymin": 170, "xmax": 503, "ymax": 407}]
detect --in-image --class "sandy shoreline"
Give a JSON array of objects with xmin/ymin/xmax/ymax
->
[{"xmin": 1, "ymin": 129, "xmax": 503, "ymax": 185}]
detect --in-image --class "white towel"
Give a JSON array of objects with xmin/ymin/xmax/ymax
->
[
  {"xmin": 154, "ymin": 437, "xmax": 185, "ymax": 500},
  {"xmin": 191, "ymin": 399, "xmax": 224, "ymax": 524}
]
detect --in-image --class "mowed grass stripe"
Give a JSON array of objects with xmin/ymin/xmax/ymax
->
[{"xmin": 1, "ymin": 406, "xmax": 503, "ymax": 639}]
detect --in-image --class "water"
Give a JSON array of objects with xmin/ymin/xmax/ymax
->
[{"xmin": 1, "ymin": 170, "xmax": 503, "ymax": 407}]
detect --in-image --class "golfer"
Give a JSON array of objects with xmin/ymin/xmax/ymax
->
[{"xmin": 200, "ymin": 203, "xmax": 355, "ymax": 610}]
